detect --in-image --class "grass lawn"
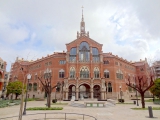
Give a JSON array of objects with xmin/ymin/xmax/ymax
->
[
  {"xmin": 131, "ymin": 107, "xmax": 160, "ymax": 110},
  {"xmin": 116, "ymin": 103, "xmax": 133, "ymax": 104},
  {"xmin": 26, "ymin": 107, "xmax": 63, "ymax": 110},
  {"xmin": 52, "ymin": 103, "xmax": 68, "ymax": 105},
  {"xmin": 145, "ymin": 99, "xmax": 160, "ymax": 102}
]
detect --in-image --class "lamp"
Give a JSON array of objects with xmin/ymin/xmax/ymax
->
[{"xmin": 23, "ymin": 74, "xmax": 31, "ymax": 115}]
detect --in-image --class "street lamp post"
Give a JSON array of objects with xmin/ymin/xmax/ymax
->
[
  {"xmin": 23, "ymin": 74, "xmax": 31, "ymax": 115},
  {"xmin": 119, "ymin": 86, "xmax": 122, "ymax": 102}
]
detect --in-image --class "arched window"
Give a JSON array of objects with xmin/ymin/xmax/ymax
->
[
  {"xmin": 70, "ymin": 47, "xmax": 77, "ymax": 62},
  {"xmin": 94, "ymin": 67, "xmax": 99, "ymax": 78},
  {"xmin": 33, "ymin": 83, "xmax": 37, "ymax": 91},
  {"xmin": 92, "ymin": 48, "xmax": 99, "ymax": 62},
  {"xmin": 70, "ymin": 67, "xmax": 75, "ymax": 78},
  {"xmin": 104, "ymin": 69, "xmax": 109, "ymax": 78},
  {"xmin": 28, "ymin": 83, "xmax": 32, "ymax": 91},
  {"xmin": 79, "ymin": 42, "xmax": 90, "ymax": 61},
  {"xmin": 59, "ymin": 69, "xmax": 65, "ymax": 78},
  {"xmin": 116, "ymin": 69, "xmax": 123, "ymax": 80},
  {"xmin": 108, "ymin": 83, "xmax": 112, "ymax": 92},
  {"xmin": 80, "ymin": 66, "xmax": 89, "ymax": 78}
]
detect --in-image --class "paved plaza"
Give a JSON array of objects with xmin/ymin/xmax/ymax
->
[{"xmin": 0, "ymin": 100, "xmax": 160, "ymax": 120}]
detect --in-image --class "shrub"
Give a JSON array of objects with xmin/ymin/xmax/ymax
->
[
  {"xmin": 52, "ymin": 99, "xmax": 57, "ymax": 103},
  {"xmin": 118, "ymin": 99, "xmax": 124, "ymax": 103}
]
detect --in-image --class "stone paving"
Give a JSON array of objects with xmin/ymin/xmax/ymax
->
[{"xmin": 0, "ymin": 99, "xmax": 160, "ymax": 120}]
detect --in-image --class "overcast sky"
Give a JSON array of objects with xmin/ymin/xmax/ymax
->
[{"xmin": 0, "ymin": 0, "xmax": 160, "ymax": 71}]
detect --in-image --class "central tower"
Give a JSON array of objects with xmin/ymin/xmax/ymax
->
[{"xmin": 77, "ymin": 7, "xmax": 89, "ymax": 38}]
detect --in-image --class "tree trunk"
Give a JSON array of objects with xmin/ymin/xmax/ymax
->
[
  {"xmin": 48, "ymin": 93, "xmax": 51, "ymax": 108},
  {"xmin": 141, "ymin": 93, "xmax": 145, "ymax": 108},
  {"xmin": 15, "ymin": 94, "xmax": 18, "ymax": 100}
]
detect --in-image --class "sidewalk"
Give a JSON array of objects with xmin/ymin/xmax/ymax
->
[{"xmin": 0, "ymin": 100, "xmax": 159, "ymax": 120}]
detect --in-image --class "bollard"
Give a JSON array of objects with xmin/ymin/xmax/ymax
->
[{"xmin": 148, "ymin": 106, "xmax": 153, "ymax": 118}]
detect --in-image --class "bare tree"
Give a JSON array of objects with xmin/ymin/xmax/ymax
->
[
  {"xmin": 38, "ymin": 76, "xmax": 60, "ymax": 108},
  {"xmin": 126, "ymin": 76, "xmax": 154, "ymax": 108}
]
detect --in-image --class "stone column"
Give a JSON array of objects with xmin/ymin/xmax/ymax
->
[
  {"xmin": 101, "ymin": 91, "xmax": 105, "ymax": 100},
  {"xmin": 91, "ymin": 88, "xmax": 93, "ymax": 99},
  {"xmin": 76, "ymin": 89, "xmax": 79, "ymax": 100},
  {"xmin": 65, "ymin": 91, "xmax": 68, "ymax": 100}
]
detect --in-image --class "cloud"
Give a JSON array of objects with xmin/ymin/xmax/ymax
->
[{"xmin": 0, "ymin": 0, "xmax": 160, "ymax": 71}]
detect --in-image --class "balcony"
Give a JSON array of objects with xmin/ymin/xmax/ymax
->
[
  {"xmin": 92, "ymin": 61, "xmax": 100, "ymax": 63},
  {"xmin": 79, "ymin": 60, "xmax": 90, "ymax": 63}
]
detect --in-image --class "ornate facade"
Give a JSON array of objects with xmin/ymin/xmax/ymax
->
[{"xmin": 10, "ymin": 14, "xmax": 150, "ymax": 100}]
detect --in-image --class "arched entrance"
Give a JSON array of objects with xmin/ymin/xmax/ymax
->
[
  {"xmin": 79, "ymin": 84, "xmax": 90, "ymax": 99},
  {"xmin": 93, "ymin": 85, "xmax": 101, "ymax": 100},
  {"xmin": 68, "ymin": 85, "xmax": 76, "ymax": 100}
]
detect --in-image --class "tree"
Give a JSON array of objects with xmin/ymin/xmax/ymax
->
[
  {"xmin": 38, "ymin": 76, "xmax": 61, "ymax": 108},
  {"xmin": 150, "ymin": 78, "xmax": 160, "ymax": 99},
  {"xmin": 126, "ymin": 76, "xmax": 154, "ymax": 108},
  {"xmin": 7, "ymin": 81, "xmax": 26, "ymax": 99}
]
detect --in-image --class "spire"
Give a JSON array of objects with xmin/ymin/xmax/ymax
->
[
  {"xmin": 76, "ymin": 6, "xmax": 89, "ymax": 38},
  {"xmin": 82, "ymin": 6, "xmax": 84, "ymax": 21}
]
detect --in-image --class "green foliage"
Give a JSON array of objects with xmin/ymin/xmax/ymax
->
[
  {"xmin": 26, "ymin": 107, "xmax": 63, "ymax": 110},
  {"xmin": 0, "ymin": 100, "xmax": 21, "ymax": 108},
  {"xmin": 150, "ymin": 78, "xmax": 160, "ymax": 99},
  {"xmin": 145, "ymin": 99, "xmax": 160, "ymax": 102},
  {"xmin": 6, "ymin": 81, "xmax": 26, "ymax": 99}
]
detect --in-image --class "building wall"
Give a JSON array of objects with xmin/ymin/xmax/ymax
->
[
  {"xmin": 0, "ymin": 58, "xmax": 7, "ymax": 97},
  {"xmin": 9, "ymin": 17, "xmax": 151, "ymax": 100}
]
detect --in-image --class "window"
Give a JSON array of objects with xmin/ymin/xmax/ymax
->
[
  {"xmin": 70, "ymin": 67, "xmax": 75, "ymax": 78},
  {"xmin": 33, "ymin": 83, "xmax": 37, "ymax": 91},
  {"xmin": 59, "ymin": 69, "xmax": 65, "ymax": 78},
  {"xmin": 94, "ymin": 67, "xmax": 99, "ymax": 78},
  {"xmin": 92, "ymin": 48, "xmax": 99, "ymax": 62},
  {"xmin": 59, "ymin": 60, "xmax": 66, "ymax": 64},
  {"xmin": 79, "ymin": 42, "xmax": 90, "ymax": 61},
  {"xmin": 104, "ymin": 69, "xmax": 109, "ymax": 78},
  {"xmin": 140, "ymin": 68, "xmax": 144, "ymax": 71},
  {"xmin": 0, "ymin": 72, "xmax": 2, "ymax": 79},
  {"xmin": 108, "ymin": 83, "xmax": 112, "ymax": 92},
  {"xmin": 104, "ymin": 60, "xmax": 109, "ymax": 64},
  {"xmin": 80, "ymin": 66, "xmax": 89, "ymax": 78},
  {"xmin": 115, "ymin": 62, "xmax": 118, "ymax": 65},
  {"xmin": 70, "ymin": 48, "xmax": 77, "ymax": 62},
  {"xmin": 28, "ymin": 83, "xmax": 32, "ymax": 91},
  {"xmin": 116, "ymin": 69, "xmax": 123, "ymax": 79}
]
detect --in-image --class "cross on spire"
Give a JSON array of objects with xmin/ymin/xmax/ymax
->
[{"xmin": 82, "ymin": 6, "xmax": 84, "ymax": 21}]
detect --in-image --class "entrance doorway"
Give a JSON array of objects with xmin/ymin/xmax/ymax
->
[
  {"xmin": 79, "ymin": 84, "xmax": 90, "ymax": 99},
  {"xmin": 93, "ymin": 85, "xmax": 101, "ymax": 100},
  {"xmin": 68, "ymin": 85, "xmax": 76, "ymax": 100}
]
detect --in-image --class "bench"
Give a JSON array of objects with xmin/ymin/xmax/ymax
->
[
  {"xmin": 84, "ymin": 101, "xmax": 106, "ymax": 107},
  {"xmin": 107, "ymin": 99, "xmax": 116, "ymax": 105}
]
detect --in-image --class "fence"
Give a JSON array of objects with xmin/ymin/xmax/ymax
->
[{"xmin": 0, "ymin": 112, "xmax": 97, "ymax": 120}]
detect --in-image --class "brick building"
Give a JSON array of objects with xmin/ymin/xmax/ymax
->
[
  {"xmin": 0, "ymin": 58, "xmax": 7, "ymax": 97},
  {"xmin": 10, "ymin": 14, "xmax": 151, "ymax": 100},
  {"xmin": 152, "ymin": 61, "xmax": 160, "ymax": 79}
]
